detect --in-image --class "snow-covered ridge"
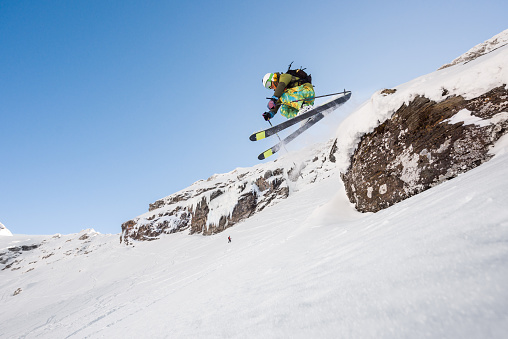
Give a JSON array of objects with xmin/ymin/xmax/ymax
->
[
  {"xmin": 439, "ymin": 28, "xmax": 508, "ymax": 70},
  {"xmin": 333, "ymin": 40, "xmax": 508, "ymax": 173},
  {"xmin": 0, "ymin": 222, "xmax": 13, "ymax": 237}
]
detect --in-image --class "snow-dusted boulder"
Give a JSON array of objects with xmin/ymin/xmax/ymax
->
[
  {"xmin": 0, "ymin": 222, "xmax": 13, "ymax": 236},
  {"xmin": 339, "ymin": 31, "xmax": 508, "ymax": 213}
]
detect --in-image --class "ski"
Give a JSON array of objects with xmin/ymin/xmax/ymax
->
[
  {"xmin": 250, "ymin": 91, "xmax": 351, "ymax": 142},
  {"xmin": 258, "ymin": 109, "xmax": 331, "ymax": 160}
]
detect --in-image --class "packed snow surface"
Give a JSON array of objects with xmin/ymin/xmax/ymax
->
[{"xmin": 2, "ymin": 140, "xmax": 508, "ymax": 338}]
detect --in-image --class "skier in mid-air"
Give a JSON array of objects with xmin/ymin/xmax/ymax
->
[
  {"xmin": 252, "ymin": 64, "xmax": 351, "ymax": 160},
  {"xmin": 261, "ymin": 66, "xmax": 315, "ymax": 121}
]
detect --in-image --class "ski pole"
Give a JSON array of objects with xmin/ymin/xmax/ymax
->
[
  {"xmin": 266, "ymin": 90, "xmax": 350, "ymax": 102},
  {"xmin": 267, "ymin": 120, "xmax": 290, "ymax": 154},
  {"xmin": 289, "ymin": 90, "xmax": 350, "ymax": 102},
  {"xmin": 267, "ymin": 121, "xmax": 301, "ymax": 178}
]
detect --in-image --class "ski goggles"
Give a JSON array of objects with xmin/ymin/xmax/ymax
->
[{"xmin": 264, "ymin": 73, "xmax": 274, "ymax": 89}]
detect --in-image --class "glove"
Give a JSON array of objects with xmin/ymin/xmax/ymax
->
[
  {"xmin": 262, "ymin": 112, "xmax": 275, "ymax": 121},
  {"xmin": 267, "ymin": 95, "xmax": 279, "ymax": 110}
]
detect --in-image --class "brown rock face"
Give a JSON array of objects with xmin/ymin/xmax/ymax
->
[
  {"xmin": 340, "ymin": 85, "xmax": 508, "ymax": 212},
  {"xmin": 120, "ymin": 168, "xmax": 290, "ymax": 245}
]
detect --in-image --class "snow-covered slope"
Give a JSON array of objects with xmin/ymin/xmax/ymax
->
[
  {"xmin": 0, "ymin": 222, "xmax": 13, "ymax": 236},
  {"xmin": 1, "ymin": 138, "xmax": 508, "ymax": 338}
]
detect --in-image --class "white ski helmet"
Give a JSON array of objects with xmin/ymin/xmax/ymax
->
[{"xmin": 262, "ymin": 73, "xmax": 275, "ymax": 89}]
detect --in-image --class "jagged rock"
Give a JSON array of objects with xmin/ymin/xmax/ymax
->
[
  {"xmin": 21, "ymin": 245, "xmax": 39, "ymax": 251},
  {"xmin": 341, "ymin": 86, "xmax": 508, "ymax": 212},
  {"xmin": 191, "ymin": 197, "xmax": 210, "ymax": 235},
  {"xmin": 329, "ymin": 139, "xmax": 338, "ymax": 163},
  {"xmin": 381, "ymin": 89, "xmax": 397, "ymax": 96},
  {"xmin": 149, "ymin": 193, "xmax": 189, "ymax": 212},
  {"xmin": 230, "ymin": 192, "xmax": 257, "ymax": 223}
]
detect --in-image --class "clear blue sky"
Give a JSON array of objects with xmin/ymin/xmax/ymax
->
[{"xmin": 1, "ymin": 0, "xmax": 507, "ymax": 235}]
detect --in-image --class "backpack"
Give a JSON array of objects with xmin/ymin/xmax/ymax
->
[{"xmin": 284, "ymin": 61, "xmax": 312, "ymax": 85}]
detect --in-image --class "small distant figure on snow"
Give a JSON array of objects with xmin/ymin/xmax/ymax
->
[{"xmin": 228, "ymin": 236, "xmax": 231, "ymax": 243}]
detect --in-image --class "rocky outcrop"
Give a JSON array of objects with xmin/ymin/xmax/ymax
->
[
  {"xmin": 340, "ymin": 86, "xmax": 508, "ymax": 212},
  {"xmin": 120, "ymin": 138, "xmax": 340, "ymax": 245},
  {"xmin": 120, "ymin": 168, "xmax": 291, "ymax": 245},
  {"xmin": 338, "ymin": 30, "xmax": 508, "ymax": 213},
  {"xmin": 1, "ymin": 243, "xmax": 40, "ymax": 270}
]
